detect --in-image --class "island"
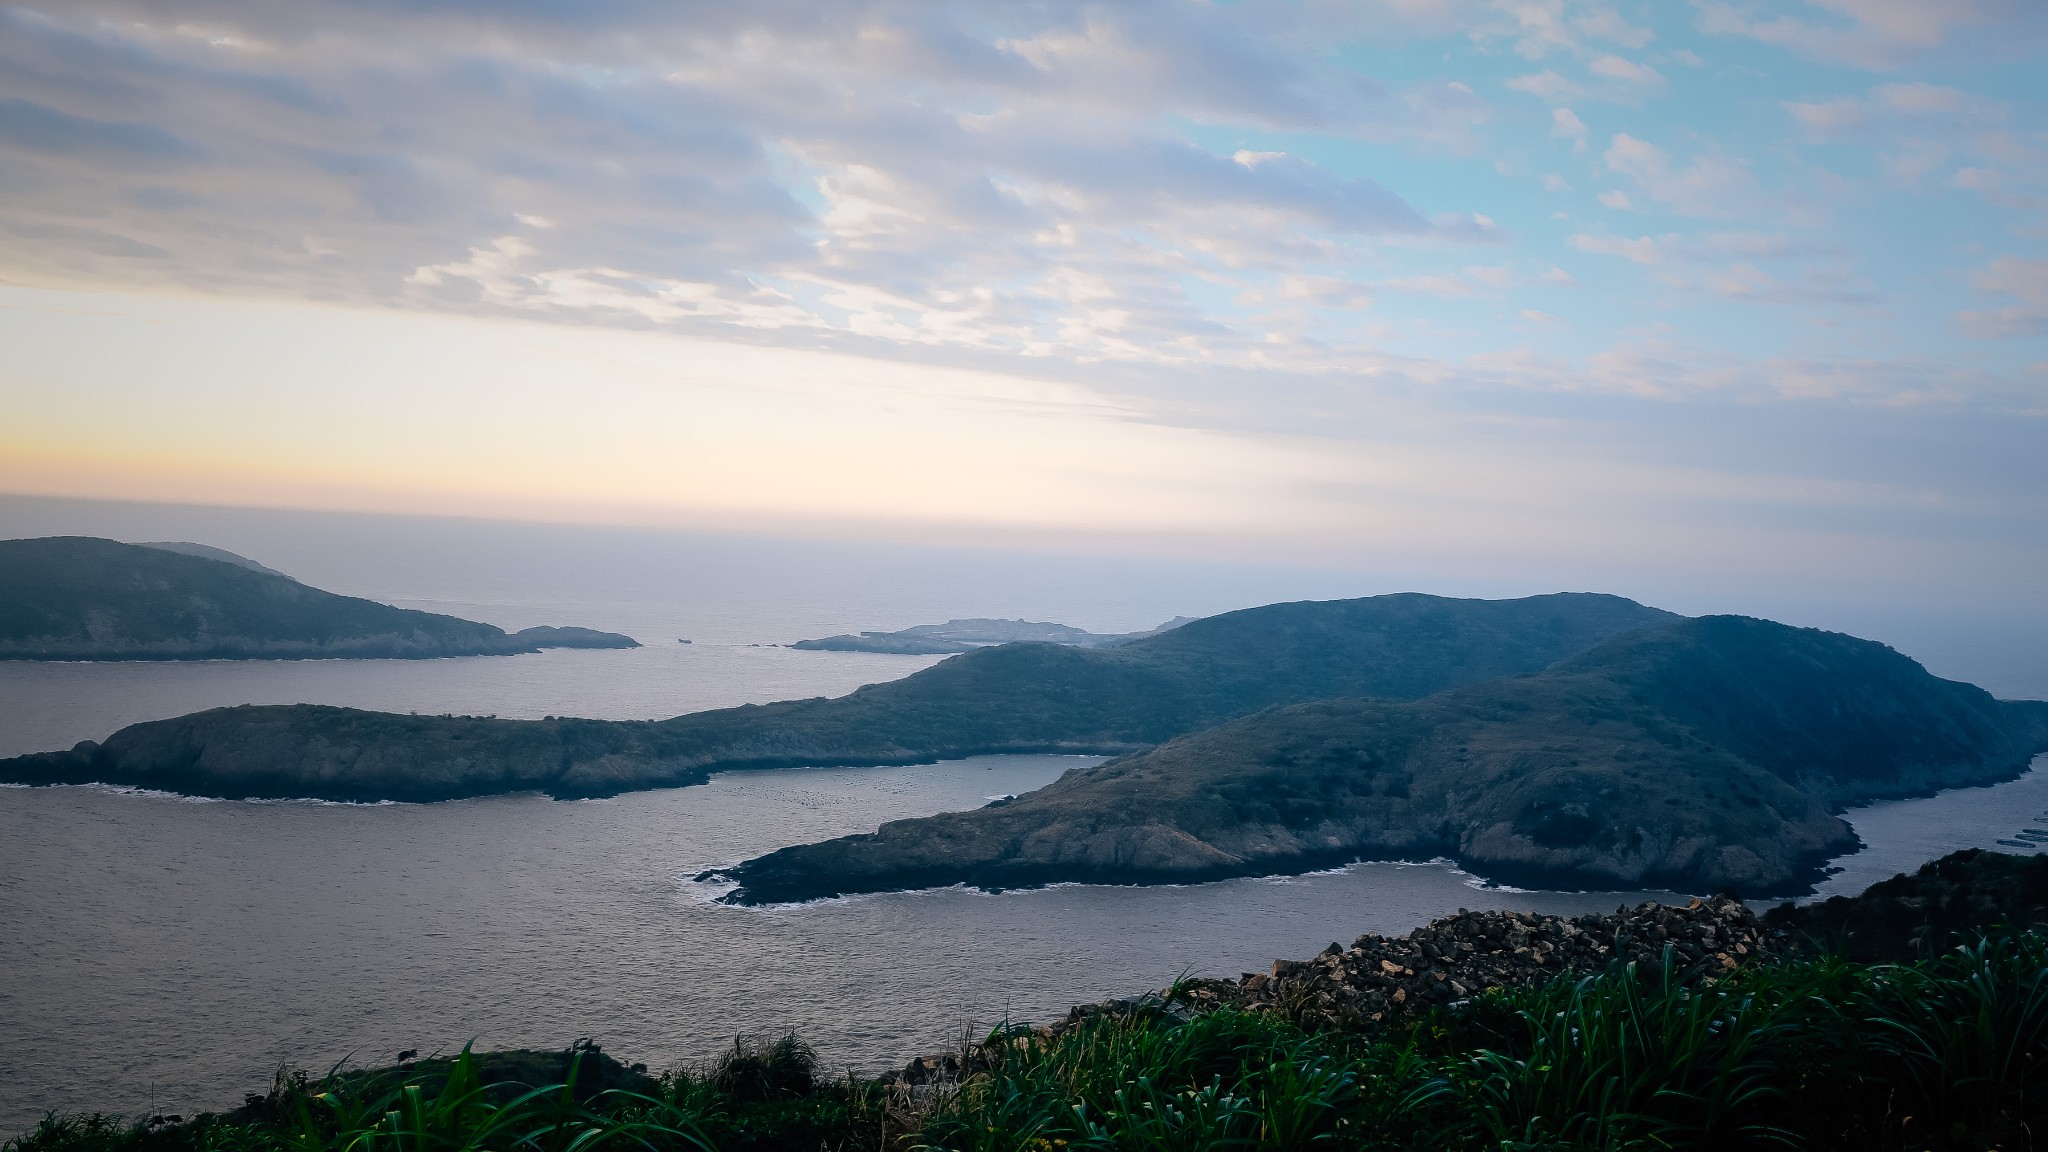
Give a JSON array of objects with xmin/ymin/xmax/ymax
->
[
  {"xmin": 790, "ymin": 616, "xmax": 1193, "ymax": 654},
  {"xmin": 8, "ymin": 586, "xmax": 2042, "ymax": 895},
  {"xmin": 710, "ymin": 615, "xmax": 2048, "ymax": 899},
  {"xmin": 0, "ymin": 536, "xmax": 639, "ymax": 660},
  {"xmin": 0, "ymin": 591, "xmax": 1674, "ymax": 800}
]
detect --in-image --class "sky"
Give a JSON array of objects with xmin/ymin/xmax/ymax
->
[{"xmin": 0, "ymin": 0, "xmax": 2044, "ymax": 622}]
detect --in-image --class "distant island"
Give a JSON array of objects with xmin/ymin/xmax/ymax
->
[
  {"xmin": 0, "ymin": 592, "xmax": 1672, "ymax": 799},
  {"xmin": 791, "ymin": 616, "xmax": 1193, "ymax": 654},
  {"xmin": 5, "ymin": 589, "xmax": 2043, "ymax": 896},
  {"xmin": 0, "ymin": 536, "xmax": 639, "ymax": 660}
]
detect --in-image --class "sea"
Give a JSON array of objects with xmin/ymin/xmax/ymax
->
[{"xmin": 3, "ymin": 498, "xmax": 2046, "ymax": 1131}]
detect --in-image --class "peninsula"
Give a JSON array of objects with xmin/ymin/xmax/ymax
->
[
  {"xmin": 713, "ymin": 616, "xmax": 2048, "ymax": 900},
  {"xmin": 0, "ymin": 536, "xmax": 638, "ymax": 660},
  {"xmin": 0, "ymin": 592, "xmax": 1672, "ymax": 800}
]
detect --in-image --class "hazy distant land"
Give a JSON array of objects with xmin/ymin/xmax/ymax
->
[
  {"xmin": 790, "ymin": 616, "xmax": 1194, "ymax": 654},
  {"xmin": 0, "ymin": 537, "xmax": 638, "ymax": 661}
]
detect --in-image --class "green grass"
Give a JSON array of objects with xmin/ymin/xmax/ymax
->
[{"xmin": 17, "ymin": 937, "xmax": 2048, "ymax": 1152}]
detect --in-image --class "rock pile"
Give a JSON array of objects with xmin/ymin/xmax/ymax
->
[
  {"xmin": 1175, "ymin": 895, "xmax": 1783, "ymax": 1030},
  {"xmin": 886, "ymin": 896, "xmax": 1783, "ymax": 1083}
]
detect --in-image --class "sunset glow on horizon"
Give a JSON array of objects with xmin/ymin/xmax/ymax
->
[{"xmin": 1, "ymin": 0, "xmax": 2043, "ymax": 612}]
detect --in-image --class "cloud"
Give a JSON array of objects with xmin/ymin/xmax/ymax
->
[
  {"xmin": 0, "ymin": 0, "xmax": 2035, "ymax": 435},
  {"xmin": 1697, "ymin": 0, "xmax": 2048, "ymax": 69},
  {"xmin": 0, "ymin": 0, "xmax": 1509, "ymax": 372},
  {"xmin": 1571, "ymin": 230, "xmax": 1879, "ymax": 305},
  {"xmin": 1572, "ymin": 233, "xmax": 1666, "ymax": 264},
  {"xmin": 1786, "ymin": 82, "xmax": 2002, "ymax": 137},
  {"xmin": 1587, "ymin": 54, "xmax": 1664, "ymax": 85},
  {"xmin": 1781, "ymin": 80, "xmax": 2040, "ymax": 201},
  {"xmin": 1483, "ymin": 1, "xmax": 1655, "ymax": 59},
  {"xmin": 1960, "ymin": 257, "xmax": 2048, "ymax": 337},
  {"xmin": 1603, "ymin": 132, "xmax": 1762, "ymax": 218},
  {"xmin": 1506, "ymin": 70, "xmax": 1581, "ymax": 102}
]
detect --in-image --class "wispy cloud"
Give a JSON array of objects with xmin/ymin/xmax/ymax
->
[
  {"xmin": 1603, "ymin": 133, "xmax": 1765, "ymax": 219},
  {"xmin": 0, "ymin": 0, "xmax": 2038, "ymax": 424},
  {"xmin": 1697, "ymin": 0, "xmax": 2048, "ymax": 69},
  {"xmin": 1960, "ymin": 257, "xmax": 2048, "ymax": 337}
]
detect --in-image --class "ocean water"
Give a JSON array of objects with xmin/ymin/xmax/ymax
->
[
  {"xmin": 5, "ymin": 750, "xmax": 2044, "ymax": 1131},
  {"xmin": 0, "ymin": 644, "xmax": 944, "ymax": 760},
  {"xmin": 4, "ymin": 498, "xmax": 2047, "ymax": 1131},
  {"xmin": 0, "ymin": 762, "xmax": 1675, "ymax": 1129}
]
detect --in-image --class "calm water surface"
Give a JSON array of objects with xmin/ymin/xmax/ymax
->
[
  {"xmin": 3, "ymin": 554, "xmax": 2043, "ymax": 1131},
  {"xmin": 0, "ymin": 645, "xmax": 943, "ymax": 759},
  {"xmin": 1, "ymin": 760, "xmax": 1670, "ymax": 1128},
  {"xmin": 5, "ymin": 753, "xmax": 2045, "ymax": 1129}
]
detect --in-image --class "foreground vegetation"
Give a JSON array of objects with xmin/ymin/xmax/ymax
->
[{"xmin": 17, "ymin": 931, "xmax": 2048, "ymax": 1152}]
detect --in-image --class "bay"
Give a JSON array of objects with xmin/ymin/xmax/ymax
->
[
  {"xmin": 6, "ymin": 752, "xmax": 2045, "ymax": 1131},
  {"xmin": 0, "ymin": 760, "xmax": 1669, "ymax": 1129}
]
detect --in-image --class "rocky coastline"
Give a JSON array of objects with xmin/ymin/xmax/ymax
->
[
  {"xmin": 886, "ymin": 847, "xmax": 2048, "ymax": 1085},
  {"xmin": 18, "ymin": 849, "xmax": 2048, "ymax": 1149}
]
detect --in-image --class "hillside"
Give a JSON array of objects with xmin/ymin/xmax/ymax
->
[
  {"xmin": 0, "ymin": 592, "xmax": 1673, "ymax": 799},
  {"xmin": 713, "ymin": 616, "xmax": 2048, "ymax": 901},
  {"xmin": 0, "ymin": 536, "xmax": 638, "ymax": 661}
]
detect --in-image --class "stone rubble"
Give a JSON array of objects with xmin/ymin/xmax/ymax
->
[
  {"xmin": 1176, "ymin": 895, "xmax": 1782, "ymax": 1030},
  {"xmin": 886, "ymin": 895, "xmax": 1783, "ymax": 1084}
]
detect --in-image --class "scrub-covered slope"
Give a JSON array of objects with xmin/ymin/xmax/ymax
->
[
  {"xmin": 0, "ymin": 536, "xmax": 637, "ymax": 660},
  {"xmin": 714, "ymin": 617, "xmax": 2048, "ymax": 901},
  {"xmin": 0, "ymin": 592, "xmax": 1673, "ymax": 800}
]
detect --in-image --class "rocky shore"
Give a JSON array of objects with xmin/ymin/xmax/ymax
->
[
  {"xmin": 888, "ymin": 849, "xmax": 2048, "ymax": 1085},
  {"xmin": 889, "ymin": 894, "xmax": 1779, "ymax": 1083},
  {"xmin": 1179, "ymin": 894, "xmax": 1775, "ymax": 1030}
]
